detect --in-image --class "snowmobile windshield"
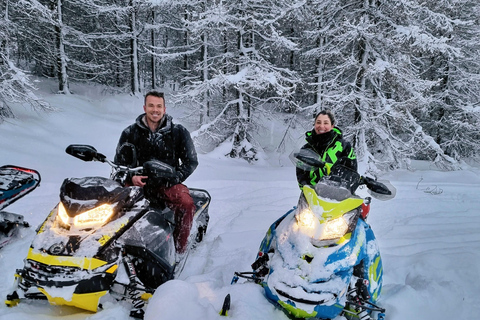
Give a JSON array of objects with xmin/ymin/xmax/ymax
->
[
  {"xmin": 290, "ymin": 148, "xmax": 361, "ymax": 193},
  {"xmin": 312, "ymin": 181, "xmax": 353, "ymax": 202},
  {"xmin": 323, "ymin": 164, "xmax": 361, "ymax": 194},
  {"xmin": 59, "ymin": 177, "xmax": 131, "ymax": 217},
  {"xmin": 57, "ymin": 177, "xmax": 137, "ymax": 230}
]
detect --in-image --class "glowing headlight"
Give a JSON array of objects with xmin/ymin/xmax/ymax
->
[
  {"xmin": 295, "ymin": 208, "xmax": 316, "ymax": 230},
  {"xmin": 57, "ymin": 203, "xmax": 70, "ymax": 226},
  {"xmin": 319, "ymin": 216, "xmax": 349, "ymax": 240},
  {"xmin": 319, "ymin": 210, "xmax": 357, "ymax": 240},
  {"xmin": 58, "ymin": 202, "xmax": 114, "ymax": 228}
]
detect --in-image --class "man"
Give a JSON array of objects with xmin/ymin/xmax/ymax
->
[{"xmin": 114, "ymin": 91, "xmax": 198, "ymax": 257}]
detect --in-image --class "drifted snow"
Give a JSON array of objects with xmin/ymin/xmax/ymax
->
[{"xmin": 42, "ymin": 285, "xmax": 77, "ymax": 303}]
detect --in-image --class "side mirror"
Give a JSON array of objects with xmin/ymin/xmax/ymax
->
[
  {"xmin": 363, "ymin": 177, "xmax": 396, "ymax": 200},
  {"xmin": 116, "ymin": 143, "xmax": 137, "ymax": 167},
  {"xmin": 65, "ymin": 145, "xmax": 106, "ymax": 162}
]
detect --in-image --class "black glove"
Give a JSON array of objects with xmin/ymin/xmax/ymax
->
[
  {"xmin": 175, "ymin": 171, "xmax": 184, "ymax": 184},
  {"xmin": 143, "ymin": 160, "xmax": 180, "ymax": 188}
]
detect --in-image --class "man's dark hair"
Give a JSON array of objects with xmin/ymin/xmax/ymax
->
[{"xmin": 144, "ymin": 91, "xmax": 165, "ymax": 105}]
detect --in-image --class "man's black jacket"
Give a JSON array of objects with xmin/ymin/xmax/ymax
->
[{"xmin": 115, "ymin": 113, "xmax": 198, "ymax": 186}]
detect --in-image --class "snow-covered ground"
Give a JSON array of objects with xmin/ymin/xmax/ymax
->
[{"xmin": 1, "ymin": 82, "xmax": 479, "ymax": 320}]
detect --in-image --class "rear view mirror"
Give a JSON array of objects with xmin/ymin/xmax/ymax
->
[
  {"xmin": 116, "ymin": 143, "xmax": 137, "ymax": 167},
  {"xmin": 366, "ymin": 179, "xmax": 396, "ymax": 201},
  {"xmin": 65, "ymin": 145, "xmax": 106, "ymax": 162}
]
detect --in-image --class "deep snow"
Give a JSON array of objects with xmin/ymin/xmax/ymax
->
[{"xmin": 0, "ymin": 82, "xmax": 479, "ymax": 320}]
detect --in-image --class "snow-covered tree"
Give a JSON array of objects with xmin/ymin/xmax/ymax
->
[
  {"xmin": 145, "ymin": 1, "xmax": 195, "ymax": 90},
  {"xmin": 169, "ymin": 0, "xmax": 300, "ymax": 161},
  {"xmin": 289, "ymin": 0, "xmax": 472, "ymax": 172},
  {"xmin": 12, "ymin": 0, "xmax": 107, "ymax": 94},
  {"xmin": 2, "ymin": 0, "xmax": 480, "ymax": 167},
  {"xmin": 0, "ymin": 0, "xmax": 51, "ymax": 122},
  {"xmin": 411, "ymin": 0, "xmax": 480, "ymax": 161}
]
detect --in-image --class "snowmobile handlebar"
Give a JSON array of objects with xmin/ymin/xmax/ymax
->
[
  {"xmin": 65, "ymin": 144, "xmax": 143, "ymax": 172},
  {"xmin": 292, "ymin": 148, "xmax": 396, "ymax": 200},
  {"xmin": 292, "ymin": 150, "xmax": 326, "ymax": 170},
  {"xmin": 66, "ymin": 144, "xmax": 142, "ymax": 173},
  {"xmin": 65, "ymin": 144, "xmax": 180, "ymax": 186}
]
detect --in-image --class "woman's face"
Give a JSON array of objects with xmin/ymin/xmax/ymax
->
[{"xmin": 314, "ymin": 114, "xmax": 334, "ymax": 135}]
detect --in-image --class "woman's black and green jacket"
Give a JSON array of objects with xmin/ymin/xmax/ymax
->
[{"xmin": 296, "ymin": 127, "xmax": 357, "ymax": 187}]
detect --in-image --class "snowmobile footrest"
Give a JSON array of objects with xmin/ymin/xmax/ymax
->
[{"xmin": 5, "ymin": 291, "xmax": 20, "ymax": 307}]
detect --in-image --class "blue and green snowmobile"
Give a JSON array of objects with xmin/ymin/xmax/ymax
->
[{"xmin": 233, "ymin": 149, "xmax": 395, "ymax": 320}]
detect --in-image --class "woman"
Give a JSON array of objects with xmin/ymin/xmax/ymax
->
[{"xmin": 296, "ymin": 110, "xmax": 357, "ymax": 188}]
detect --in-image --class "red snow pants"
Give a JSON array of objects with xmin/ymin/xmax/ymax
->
[{"xmin": 157, "ymin": 184, "xmax": 196, "ymax": 254}]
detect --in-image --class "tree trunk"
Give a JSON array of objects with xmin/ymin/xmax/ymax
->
[
  {"xmin": 55, "ymin": 0, "xmax": 70, "ymax": 94},
  {"xmin": 129, "ymin": 0, "xmax": 140, "ymax": 95},
  {"xmin": 183, "ymin": 9, "xmax": 189, "ymax": 87},
  {"xmin": 151, "ymin": 9, "xmax": 156, "ymax": 90},
  {"xmin": 0, "ymin": 101, "xmax": 14, "ymax": 121},
  {"xmin": 227, "ymin": 28, "xmax": 257, "ymax": 162},
  {"xmin": 200, "ymin": 32, "xmax": 209, "ymax": 124},
  {"xmin": 314, "ymin": 32, "xmax": 326, "ymax": 110},
  {"xmin": 352, "ymin": 1, "xmax": 371, "ymax": 164}
]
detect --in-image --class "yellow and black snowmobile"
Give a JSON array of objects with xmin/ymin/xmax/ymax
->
[{"xmin": 5, "ymin": 145, "xmax": 210, "ymax": 319}]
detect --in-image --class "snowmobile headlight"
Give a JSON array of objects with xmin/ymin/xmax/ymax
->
[
  {"xmin": 319, "ymin": 216, "xmax": 349, "ymax": 240},
  {"xmin": 58, "ymin": 202, "xmax": 114, "ymax": 228},
  {"xmin": 319, "ymin": 211, "xmax": 356, "ymax": 240},
  {"xmin": 295, "ymin": 207, "xmax": 316, "ymax": 230},
  {"xmin": 58, "ymin": 203, "xmax": 70, "ymax": 226}
]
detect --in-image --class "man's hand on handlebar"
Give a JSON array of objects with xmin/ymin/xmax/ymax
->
[{"xmin": 132, "ymin": 175, "xmax": 148, "ymax": 187}]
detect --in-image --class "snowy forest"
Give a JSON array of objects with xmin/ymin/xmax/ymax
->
[{"xmin": 1, "ymin": 0, "xmax": 480, "ymax": 171}]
